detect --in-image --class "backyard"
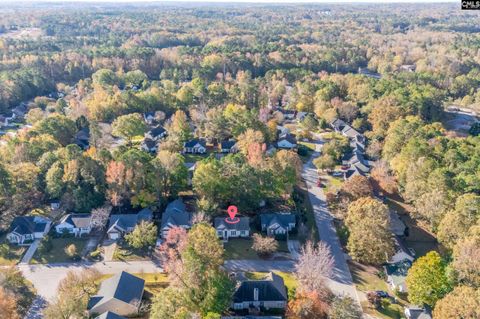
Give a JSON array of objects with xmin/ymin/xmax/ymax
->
[{"xmin": 30, "ymin": 237, "xmax": 88, "ymax": 264}]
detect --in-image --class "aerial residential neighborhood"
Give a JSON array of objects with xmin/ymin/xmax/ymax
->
[{"xmin": 0, "ymin": 1, "xmax": 479, "ymax": 319}]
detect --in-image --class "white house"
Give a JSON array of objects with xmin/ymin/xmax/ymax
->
[
  {"xmin": 55, "ymin": 213, "xmax": 93, "ymax": 237},
  {"xmin": 183, "ymin": 139, "xmax": 207, "ymax": 154},
  {"xmin": 7, "ymin": 216, "xmax": 51, "ymax": 245},
  {"xmin": 214, "ymin": 217, "xmax": 250, "ymax": 241}
]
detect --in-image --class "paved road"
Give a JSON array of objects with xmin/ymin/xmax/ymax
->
[
  {"xmin": 18, "ymin": 260, "xmax": 163, "ymax": 301},
  {"xmin": 302, "ymin": 136, "xmax": 360, "ymax": 302}
]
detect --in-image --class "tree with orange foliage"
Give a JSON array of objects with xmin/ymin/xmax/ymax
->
[
  {"xmin": 287, "ymin": 290, "xmax": 330, "ymax": 319},
  {"xmin": 0, "ymin": 287, "xmax": 20, "ymax": 319}
]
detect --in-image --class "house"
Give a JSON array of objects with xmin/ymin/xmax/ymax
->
[
  {"xmin": 143, "ymin": 112, "xmax": 156, "ymax": 125},
  {"xmin": 279, "ymin": 109, "xmax": 296, "ymax": 121},
  {"xmin": 214, "ymin": 217, "xmax": 250, "ymax": 241},
  {"xmin": 384, "ymin": 259, "xmax": 412, "ymax": 293},
  {"xmin": 344, "ymin": 165, "xmax": 366, "ymax": 179},
  {"xmin": 232, "ymin": 272, "xmax": 288, "ymax": 310},
  {"xmin": 141, "ymin": 138, "xmax": 158, "ymax": 153},
  {"xmin": 220, "ymin": 140, "xmax": 238, "ymax": 153},
  {"xmin": 399, "ymin": 64, "xmax": 416, "ymax": 73},
  {"xmin": 276, "ymin": 133, "xmax": 297, "ymax": 150},
  {"xmin": 145, "ymin": 126, "xmax": 167, "ymax": 141},
  {"xmin": 95, "ymin": 312, "xmax": 126, "ymax": 319},
  {"xmin": 260, "ymin": 213, "xmax": 296, "ymax": 236},
  {"xmin": 107, "ymin": 209, "xmax": 153, "ymax": 240},
  {"xmin": 183, "ymin": 139, "xmax": 207, "ymax": 154},
  {"xmin": 88, "ymin": 271, "xmax": 144, "ymax": 317},
  {"xmin": 389, "ymin": 236, "xmax": 415, "ymax": 264},
  {"xmin": 185, "ymin": 162, "xmax": 196, "ymax": 186},
  {"xmin": 75, "ymin": 128, "xmax": 90, "ymax": 150},
  {"xmin": 55, "ymin": 213, "xmax": 92, "ymax": 237},
  {"xmin": 161, "ymin": 199, "xmax": 191, "ymax": 238},
  {"xmin": 330, "ymin": 118, "xmax": 347, "ymax": 132},
  {"xmin": 404, "ymin": 306, "xmax": 432, "ymax": 319},
  {"xmin": 7, "ymin": 216, "xmax": 51, "ymax": 245}
]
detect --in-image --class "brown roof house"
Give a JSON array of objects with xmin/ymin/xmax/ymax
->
[{"xmin": 88, "ymin": 272, "xmax": 145, "ymax": 317}]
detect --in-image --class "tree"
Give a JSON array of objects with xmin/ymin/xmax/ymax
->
[
  {"xmin": 0, "ymin": 287, "xmax": 20, "ymax": 319},
  {"xmin": 159, "ymin": 226, "xmax": 188, "ymax": 281},
  {"xmin": 91, "ymin": 205, "xmax": 112, "ymax": 230},
  {"xmin": 433, "ymin": 286, "xmax": 480, "ymax": 319},
  {"xmin": 25, "ymin": 107, "xmax": 44, "ymax": 125},
  {"xmin": 345, "ymin": 197, "xmax": 394, "ymax": 264},
  {"xmin": 406, "ymin": 251, "xmax": 451, "ymax": 307},
  {"xmin": 295, "ymin": 241, "xmax": 334, "ymax": 294},
  {"xmin": 0, "ymin": 267, "xmax": 35, "ymax": 317},
  {"xmin": 169, "ymin": 110, "xmax": 192, "ymax": 143},
  {"xmin": 451, "ymin": 225, "xmax": 480, "ymax": 288},
  {"xmin": 287, "ymin": 290, "xmax": 330, "ymax": 319},
  {"xmin": 252, "ymin": 234, "xmax": 279, "ymax": 256},
  {"xmin": 313, "ymin": 154, "xmax": 336, "ymax": 171},
  {"xmin": 328, "ymin": 296, "xmax": 362, "ymax": 319},
  {"xmin": 43, "ymin": 269, "xmax": 100, "ymax": 319},
  {"xmin": 125, "ymin": 221, "xmax": 157, "ymax": 249},
  {"xmin": 111, "ymin": 113, "xmax": 147, "ymax": 144},
  {"xmin": 33, "ymin": 114, "xmax": 77, "ymax": 146},
  {"xmin": 341, "ymin": 175, "xmax": 373, "ymax": 200},
  {"xmin": 370, "ymin": 161, "xmax": 397, "ymax": 194},
  {"xmin": 64, "ymin": 244, "xmax": 77, "ymax": 259}
]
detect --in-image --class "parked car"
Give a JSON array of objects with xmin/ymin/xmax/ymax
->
[{"xmin": 375, "ymin": 290, "xmax": 390, "ymax": 298}]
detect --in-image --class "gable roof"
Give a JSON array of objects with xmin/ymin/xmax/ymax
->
[
  {"xmin": 88, "ymin": 272, "xmax": 145, "ymax": 311},
  {"xmin": 214, "ymin": 217, "xmax": 250, "ymax": 231},
  {"xmin": 278, "ymin": 133, "xmax": 297, "ymax": 145},
  {"xmin": 330, "ymin": 118, "xmax": 347, "ymax": 131},
  {"xmin": 161, "ymin": 199, "xmax": 191, "ymax": 229},
  {"xmin": 142, "ymin": 138, "xmax": 157, "ymax": 149},
  {"xmin": 59, "ymin": 213, "xmax": 92, "ymax": 229},
  {"xmin": 385, "ymin": 260, "xmax": 412, "ymax": 287},
  {"xmin": 95, "ymin": 312, "xmax": 126, "ymax": 319},
  {"xmin": 260, "ymin": 213, "xmax": 296, "ymax": 229},
  {"xmin": 220, "ymin": 140, "xmax": 237, "ymax": 149},
  {"xmin": 233, "ymin": 272, "xmax": 288, "ymax": 303},
  {"xmin": 147, "ymin": 126, "xmax": 166, "ymax": 138},
  {"xmin": 107, "ymin": 209, "xmax": 152, "ymax": 233},
  {"xmin": 184, "ymin": 139, "xmax": 206, "ymax": 148},
  {"xmin": 405, "ymin": 306, "xmax": 432, "ymax": 319},
  {"xmin": 9, "ymin": 216, "xmax": 50, "ymax": 235}
]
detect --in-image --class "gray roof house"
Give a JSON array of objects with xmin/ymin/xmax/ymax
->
[
  {"xmin": 95, "ymin": 312, "xmax": 126, "ymax": 319},
  {"xmin": 260, "ymin": 213, "xmax": 296, "ymax": 236},
  {"xmin": 145, "ymin": 126, "xmax": 167, "ymax": 141},
  {"xmin": 404, "ymin": 306, "xmax": 432, "ymax": 319},
  {"xmin": 220, "ymin": 140, "xmax": 238, "ymax": 153},
  {"xmin": 232, "ymin": 272, "xmax": 288, "ymax": 310},
  {"xmin": 183, "ymin": 139, "xmax": 207, "ymax": 154},
  {"xmin": 161, "ymin": 199, "xmax": 191, "ymax": 238},
  {"xmin": 276, "ymin": 133, "xmax": 297, "ymax": 149},
  {"xmin": 214, "ymin": 217, "xmax": 250, "ymax": 241},
  {"xmin": 88, "ymin": 271, "xmax": 145, "ymax": 317},
  {"xmin": 55, "ymin": 213, "xmax": 92, "ymax": 237},
  {"xmin": 107, "ymin": 209, "xmax": 153, "ymax": 240},
  {"xmin": 7, "ymin": 216, "xmax": 51, "ymax": 245}
]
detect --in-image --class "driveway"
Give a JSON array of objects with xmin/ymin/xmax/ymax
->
[
  {"xmin": 301, "ymin": 135, "xmax": 360, "ymax": 302},
  {"xmin": 19, "ymin": 239, "xmax": 40, "ymax": 264},
  {"xmin": 287, "ymin": 239, "xmax": 301, "ymax": 260},
  {"xmin": 17, "ymin": 260, "xmax": 163, "ymax": 300}
]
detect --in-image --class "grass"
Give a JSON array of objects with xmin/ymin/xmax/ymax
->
[
  {"xmin": 294, "ymin": 183, "xmax": 318, "ymax": 243},
  {"xmin": 113, "ymin": 241, "xmax": 152, "ymax": 262},
  {"xmin": 183, "ymin": 152, "xmax": 209, "ymax": 163},
  {"xmin": 30, "ymin": 237, "xmax": 88, "ymax": 264},
  {"xmin": 323, "ymin": 175, "xmax": 343, "ymax": 194},
  {"xmin": 0, "ymin": 235, "xmax": 26, "ymax": 265},
  {"xmin": 349, "ymin": 261, "xmax": 408, "ymax": 319},
  {"xmin": 99, "ymin": 272, "xmax": 169, "ymax": 294},
  {"xmin": 223, "ymin": 236, "xmax": 290, "ymax": 260},
  {"xmin": 245, "ymin": 271, "xmax": 297, "ymax": 298}
]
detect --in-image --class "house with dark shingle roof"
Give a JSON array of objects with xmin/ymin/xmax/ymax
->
[
  {"xmin": 7, "ymin": 216, "xmax": 51, "ymax": 245},
  {"xmin": 161, "ymin": 199, "xmax": 191, "ymax": 238},
  {"xmin": 183, "ymin": 139, "xmax": 207, "ymax": 154},
  {"xmin": 214, "ymin": 217, "xmax": 250, "ymax": 241},
  {"xmin": 95, "ymin": 311, "xmax": 126, "ymax": 319},
  {"xmin": 145, "ymin": 126, "xmax": 167, "ymax": 141},
  {"xmin": 232, "ymin": 272, "xmax": 288, "ymax": 310},
  {"xmin": 220, "ymin": 140, "xmax": 238, "ymax": 153},
  {"xmin": 88, "ymin": 271, "xmax": 144, "ymax": 317},
  {"xmin": 55, "ymin": 213, "xmax": 92, "ymax": 237},
  {"xmin": 404, "ymin": 306, "xmax": 432, "ymax": 319},
  {"xmin": 140, "ymin": 138, "xmax": 158, "ymax": 153},
  {"xmin": 260, "ymin": 213, "xmax": 296, "ymax": 236},
  {"xmin": 276, "ymin": 133, "xmax": 297, "ymax": 150},
  {"xmin": 107, "ymin": 209, "xmax": 153, "ymax": 240}
]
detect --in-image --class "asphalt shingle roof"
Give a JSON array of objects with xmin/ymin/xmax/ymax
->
[
  {"xmin": 59, "ymin": 213, "xmax": 92, "ymax": 229},
  {"xmin": 214, "ymin": 217, "xmax": 250, "ymax": 231},
  {"xmin": 10, "ymin": 216, "xmax": 50, "ymax": 235},
  {"xmin": 260, "ymin": 213, "xmax": 296, "ymax": 230},
  {"xmin": 184, "ymin": 139, "xmax": 206, "ymax": 148},
  {"xmin": 95, "ymin": 312, "xmax": 126, "ymax": 319},
  {"xmin": 161, "ymin": 199, "xmax": 191, "ymax": 229}
]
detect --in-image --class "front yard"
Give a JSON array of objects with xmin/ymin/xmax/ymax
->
[
  {"xmin": 0, "ymin": 235, "xmax": 26, "ymax": 265},
  {"xmin": 223, "ymin": 236, "xmax": 290, "ymax": 260},
  {"xmin": 349, "ymin": 261, "xmax": 407, "ymax": 319},
  {"xmin": 30, "ymin": 237, "xmax": 88, "ymax": 264},
  {"xmin": 112, "ymin": 241, "xmax": 152, "ymax": 262}
]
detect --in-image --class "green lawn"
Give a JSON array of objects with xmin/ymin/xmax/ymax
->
[
  {"xmin": 183, "ymin": 152, "xmax": 210, "ymax": 163},
  {"xmin": 223, "ymin": 236, "xmax": 290, "ymax": 260},
  {"xmin": 113, "ymin": 242, "xmax": 152, "ymax": 262},
  {"xmin": 31, "ymin": 237, "xmax": 88, "ymax": 264},
  {"xmin": 323, "ymin": 175, "xmax": 344, "ymax": 194},
  {"xmin": 245, "ymin": 271, "xmax": 297, "ymax": 298},
  {"xmin": 0, "ymin": 235, "xmax": 26, "ymax": 265},
  {"xmin": 294, "ymin": 183, "xmax": 318, "ymax": 243}
]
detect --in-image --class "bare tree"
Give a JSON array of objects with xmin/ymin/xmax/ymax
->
[
  {"xmin": 91, "ymin": 205, "xmax": 112, "ymax": 230},
  {"xmin": 295, "ymin": 241, "xmax": 334, "ymax": 294}
]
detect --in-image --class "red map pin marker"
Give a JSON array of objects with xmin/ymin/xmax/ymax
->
[{"xmin": 227, "ymin": 205, "xmax": 237, "ymax": 220}]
